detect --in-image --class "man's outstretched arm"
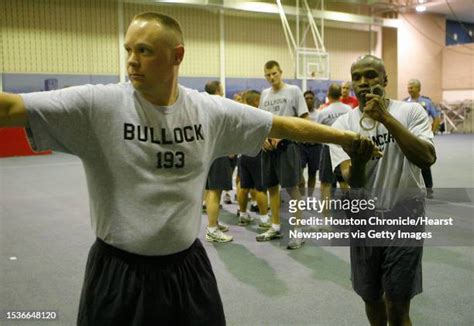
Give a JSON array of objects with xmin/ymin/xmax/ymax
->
[
  {"xmin": 269, "ymin": 115, "xmax": 382, "ymax": 160},
  {"xmin": 269, "ymin": 115, "xmax": 355, "ymax": 149},
  {"xmin": 0, "ymin": 93, "xmax": 28, "ymax": 128}
]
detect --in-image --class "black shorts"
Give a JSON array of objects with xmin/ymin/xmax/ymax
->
[
  {"xmin": 299, "ymin": 143, "xmax": 322, "ymax": 176},
  {"xmin": 262, "ymin": 141, "xmax": 301, "ymax": 189},
  {"xmin": 319, "ymin": 145, "xmax": 344, "ymax": 184},
  {"xmin": 350, "ymin": 245, "xmax": 423, "ymax": 303},
  {"xmin": 239, "ymin": 152, "xmax": 266, "ymax": 191},
  {"xmin": 77, "ymin": 238, "xmax": 226, "ymax": 326},
  {"xmin": 350, "ymin": 199, "xmax": 425, "ymax": 303},
  {"xmin": 206, "ymin": 157, "xmax": 233, "ymax": 190}
]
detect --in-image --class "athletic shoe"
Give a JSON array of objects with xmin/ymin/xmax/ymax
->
[
  {"xmin": 206, "ymin": 229, "xmax": 233, "ymax": 243},
  {"xmin": 258, "ymin": 221, "xmax": 272, "ymax": 230},
  {"xmin": 224, "ymin": 192, "xmax": 232, "ymax": 204},
  {"xmin": 217, "ymin": 221, "xmax": 229, "ymax": 232},
  {"xmin": 287, "ymin": 237, "xmax": 305, "ymax": 250},
  {"xmin": 256, "ymin": 228, "xmax": 282, "ymax": 242},
  {"xmin": 238, "ymin": 214, "xmax": 254, "ymax": 226}
]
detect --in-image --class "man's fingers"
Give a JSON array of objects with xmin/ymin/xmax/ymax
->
[{"xmin": 372, "ymin": 148, "xmax": 383, "ymax": 158}]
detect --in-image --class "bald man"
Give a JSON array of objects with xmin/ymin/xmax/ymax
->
[
  {"xmin": 341, "ymin": 81, "xmax": 359, "ymax": 109},
  {"xmin": 330, "ymin": 55, "xmax": 436, "ymax": 326}
]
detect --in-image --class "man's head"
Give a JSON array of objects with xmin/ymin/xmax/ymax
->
[
  {"xmin": 341, "ymin": 81, "xmax": 352, "ymax": 98},
  {"xmin": 264, "ymin": 60, "xmax": 283, "ymax": 89},
  {"xmin": 304, "ymin": 90, "xmax": 315, "ymax": 110},
  {"xmin": 243, "ymin": 90, "xmax": 261, "ymax": 108},
  {"xmin": 350, "ymin": 54, "xmax": 387, "ymax": 109},
  {"xmin": 407, "ymin": 79, "xmax": 421, "ymax": 99},
  {"xmin": 327, "ymin": 83, "xmax": 342, "ymax": 102},
  {"xmin": 124, "ymin": 12, "xmax": 185, "ymax": 95},
  {"xmin": 205, "ymin": 81, "xmax": 223, "ymax": 96}
]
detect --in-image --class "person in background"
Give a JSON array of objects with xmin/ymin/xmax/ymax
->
[
  {"xmin": 203, "ymin": 80, "xmax": 233, "ymax": 243},
  {"xmin": 341, "ymin": 81, "xmax": 359, "ymax": 109},
  {"xmin": 404, "ymin": 78, "xmax": 440, "ymax": 199},
  {"xmin": 298, "ymin": 90, "xmax": 322, "ymax": 198},
  {"xmin": 256, "ymin": 60, "xmax": 308, "ymax": 250},
  {"xmin": 237, "ymin": 90, "xmax": 270, "ymax": 226}
]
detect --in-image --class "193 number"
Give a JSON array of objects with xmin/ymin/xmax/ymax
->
[{"xmin": 157, "ymin": 151, "xmax": 184, "ymax": 169}]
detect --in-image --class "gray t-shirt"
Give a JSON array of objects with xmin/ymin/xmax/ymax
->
[
  {"xmin": 329, "ymin": 100, "xmax": 434, "ymax": 210},
  {"xmin": 259, "ymin": 84, "xmax": 308, "ymax": 117},
  {"xmin": 315, "ymin": 101, "xmax": 352, "ymax": 126},
  {"xmin": 22, "ymin": 83, "xmax": 273, "ymax": 255}
]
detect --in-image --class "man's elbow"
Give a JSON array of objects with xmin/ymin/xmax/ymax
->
[{"xmin": 418, "ymin": 146, "xmax": 436, "ymax": 169}]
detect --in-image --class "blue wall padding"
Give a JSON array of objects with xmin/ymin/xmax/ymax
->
[{"xmin": 3, "ymin": 73, "xmax": 342, "ymax": 103}]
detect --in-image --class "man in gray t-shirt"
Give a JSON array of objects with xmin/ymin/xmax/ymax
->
[
  {"xmin": 256, "ymin": 60, "xmax": 308, "ymax": 249},
  {"xmin": 0, "ymin": 12, "xmax": 379, "ymax": 326},
  {"xmin": 329, "ymin": 55, "xmax": 436, "ymax": 326}
]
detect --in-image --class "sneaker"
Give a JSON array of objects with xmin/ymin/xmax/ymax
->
[
  {"xmin": 258, "ymin": 221, "xmax": 272, "ymax": 230},
  {"xmin": 287, "ymin": 237, "xmax": 305, "ymax": 250},
  {"xmin": 256, "ymin": 228, "xmax": 282, "ymax": 242},
  {"xmin": 206, "ymin": 229, "xmax": 233, "ymax": 243},
  {"xmin": 217, "ymin": 221, "xmax": 229, "ymax": 232},
  {"xmin": 224, "ymin": 192, "xmax": 232, "ymax": 204},
  {"xmin": 238, "ymin": 214, "xmax": 254, "ymax": 226}
]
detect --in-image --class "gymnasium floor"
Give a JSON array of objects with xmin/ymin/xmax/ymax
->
[{"xmin": 1, "ymin": 134, "xmax": 473, "ymax": 325}]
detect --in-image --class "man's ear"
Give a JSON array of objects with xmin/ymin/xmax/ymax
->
[{"xmin": 174, "ymin": 45, "xmax": 185, "ymax": 65}]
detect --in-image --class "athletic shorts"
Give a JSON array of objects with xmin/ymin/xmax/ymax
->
[
  {"xmin": 319, "ymin": 145, "xmax": 344, "ymax": 184},
  {"xmin": 350, "ymin": 199, "xmax": 425, "ymax": 303},
  {"xmin": 206, "ymin": 157, "xmax": 233, "ymax": 190},
  {"xmin": 77, "ymin": 238, "xmax": 225, "ymax": 326},
  {"xmin": 350, "ymin": 245, "xmax": 423, "ymax": 303},
  {"xmin": 239, "ymin": 152, "xmax": 266, "ymax": 191},
  {"xmin": 299, "ymin": 143, "xmax": 322, "ymax": 176},
  {"xmin": 262, "ymin": 141, "xmax": 301, "ymax": 189}
]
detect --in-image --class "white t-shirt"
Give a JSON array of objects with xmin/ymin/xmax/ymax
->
[
  {"xmin": 259, "ymin": 84, "xmax": 308, "ymax": 117},
  {"xmin": 329, "ymin": 100, "xmax": 434, "ymax": 210},
  {"xmin": 22, "ymin": 83, "xmax": 273, "ymax": 255}
]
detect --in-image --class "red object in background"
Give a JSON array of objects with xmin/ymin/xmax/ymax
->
[{"xmin": 0, "ymin": 128, "xmax": 51, "ymax": 157}]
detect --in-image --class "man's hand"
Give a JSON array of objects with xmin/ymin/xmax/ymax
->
[
  {"xmin": 343, "ymin": 134, "xmax": 381, "ymax": 164},
  {"xmin": 262, "ymin": 139, "xmax": 274, "ymax": 152},
  {"xmin": 363, "ymin": 93, "xmax": 389, "ymax": 123},
  {"xmin": 271, "ymin": 138, "xmax": 281, "ymax": 150}
]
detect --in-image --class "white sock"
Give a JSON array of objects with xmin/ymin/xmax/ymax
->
[
  {"xmin": 250, "ymin": 200, "xmax": 257, "ymax": 206},
  {"xmin": 207, "ymin": 226, "xmax": 217, "ymax": 233},
  {"xmin": 272, "ymin": 224, "xmax": 281, "ymax": 232},
  {"xmin": 240, "ymin": 212, "xmax": 249, "ymax": 218},
  {"xmin": 259, "ymin": 214, "xmax": 270, "ymax": 223}
]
